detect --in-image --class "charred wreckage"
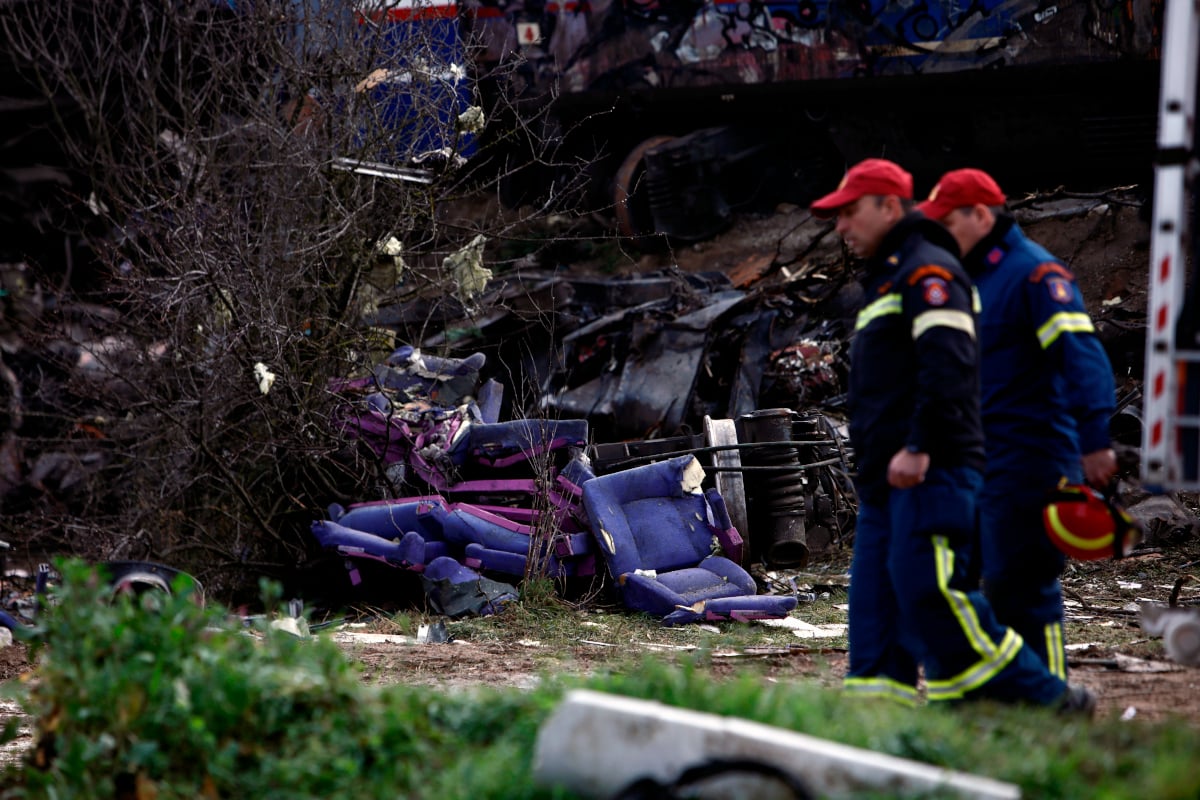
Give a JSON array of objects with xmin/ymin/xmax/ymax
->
[
  {"xmin": 0, "ymin": 189, "xmax": 1175, "ymax": 632},
  {"xmin": 300, "ymin": 192, "xmax": 1157, "ymax": 624},
  {"xmin": 0, "ymin": 0, "xmax": 1176, "ymax": 628}
]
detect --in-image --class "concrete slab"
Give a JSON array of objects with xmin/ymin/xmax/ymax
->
[{"xmin": 533, "ymin": 689, "xmax": 1021, "ymax": 799}]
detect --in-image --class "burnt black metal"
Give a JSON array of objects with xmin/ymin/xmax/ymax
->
[
  {"xmin": 789, "ymin": 412, "xmax": 847, "ymax": 558},
  {"xmin": 738, "ymin": 408, "xmax": 810, "ymax": 568},
  {"xmin": 594, "ymin": 445, "xmax": 842, "ymax": 473},
  {"xmin": 639, "ymin": 126, "xmax": 776, "ymax": 242},
  {"xmin": 474, "ymin": 0, "xmax": 1160, "ymax": 236},
  {"xmin": 591, "ymin": 433, "xmax": 707, "ymax": 476}
]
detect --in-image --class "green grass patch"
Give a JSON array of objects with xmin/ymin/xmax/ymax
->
[{"xmin": 1, "ymin": 560, "xmax": 1197, "ymax": 799}]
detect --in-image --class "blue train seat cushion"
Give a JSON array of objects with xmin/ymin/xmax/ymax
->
[
  {"xmin": 329, "ymin": 495, "xmax": 450, "ymax": 541},
  {"xmin": 582, "ymin": 455, "xmax": 796, "ymax": 625},
  {"xmin": 442, "ymin": 502, "xmax": 594, "ymax": 578},
  {"xmin": 309, "ymin": 519, "xmax": 448, "ymax": 575}
]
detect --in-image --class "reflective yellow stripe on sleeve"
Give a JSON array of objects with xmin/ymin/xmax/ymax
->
[
  {"xmin": 855, "ymin": 293, "xmax": 902, "ymax": 331},
  {"xmin": 923, "ymin": 535, "xmax": 1025, "ymax": 702},
  {"xmin": 911, "ymin": 309, "xmax": 975, "ymax": 341},
  {"xmin": 1036, "ymin": 312, "xmax": 1094, "ymax": 349}
]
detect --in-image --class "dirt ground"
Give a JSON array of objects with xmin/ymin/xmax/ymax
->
[
  {"xmin": 629, "ymin": 189, "xmax": 1150, "ymax": 316},
  {"xmin": 332, "ymin": 551, "xmax": 1200, "ymax": 726},
  {"xmin": 267, "ymin": 538, "xmax": 1200, "ymax": 726},
  {"xmin": 306, "ymin": 525, "xmax": 1200, "ymax": 727}
]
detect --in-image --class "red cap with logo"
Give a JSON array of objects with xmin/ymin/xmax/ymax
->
[
  {"xmin": 810, "ymin": 158, "xmax": 913, "ymax": 218},
  {"xmin": 917, "ymin": 168, "xmax": 1006, "ymax": 221}
]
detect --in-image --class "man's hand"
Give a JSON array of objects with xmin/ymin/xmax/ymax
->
[
  {"xmin": 888, "ymin": 448, "xmax": 930, "ymax": 489},
  {"xmin": 1082, "ymin": 447, "xmax": 1118, "ymax": 489}
]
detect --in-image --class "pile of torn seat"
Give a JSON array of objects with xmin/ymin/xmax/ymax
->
[{"xmin": 314, "ymin": 346, "xmax": 797, "ymax": 625}]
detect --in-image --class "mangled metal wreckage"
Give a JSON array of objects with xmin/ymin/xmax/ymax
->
[{"xmin": 315, "ymin": 308, "xmax": 857, "ymax": 624}]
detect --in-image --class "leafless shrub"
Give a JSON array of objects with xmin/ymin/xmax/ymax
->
[{"xmin": 0, "ymin": 0, "xmax": 574, "ymax": 601}]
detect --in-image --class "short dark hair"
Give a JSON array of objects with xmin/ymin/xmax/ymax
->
[{"xmin": 949, "ymin": 203, "xmax": 1005, "ymax": 217}]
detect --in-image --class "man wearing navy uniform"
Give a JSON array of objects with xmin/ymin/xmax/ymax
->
[
  {"xmin": 812, "ymin": 158, "xmax": 1092, "ymax": 713},
  {"xmin": 918, "ymin": 168, "xmax": 1117, "ymax": 683}
]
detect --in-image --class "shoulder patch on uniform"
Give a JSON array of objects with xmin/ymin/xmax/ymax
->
[
  {"xmin": 986, "ymin": 247, "xmax": 1003, "ymax": 265},
  {"xmin": 907, "ymin": 264, "xmax": 954, "ymax": 285},
  {"xmin": 1045, "ymin": 275, "xmax": 1073, "ymax": 303},
  {"xmin": 1029, "ymin": 262, "xmax": 1075, "ymax": 283},
  {"xmin": 922, "ymin": 277, "xmax": 949, "ymax": 306}
]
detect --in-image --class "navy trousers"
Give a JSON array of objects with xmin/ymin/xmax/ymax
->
[
  {"xmin": 845, "ymin": 465, "xmax": 1067, "ymax": 706},
  {"xmin": 979, "ymin": 458, "xmax": 1078, "ymax": 680}
]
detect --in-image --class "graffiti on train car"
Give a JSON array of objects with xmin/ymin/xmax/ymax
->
[
  {"xmin": 466, "ymin": 0, "xmax": 1160, "ymax": 90},
  {"xmin": 458, "ymin": 0, "xmax": 1160, "ymax": 241}
]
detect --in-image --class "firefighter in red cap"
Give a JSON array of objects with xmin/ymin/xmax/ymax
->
[
  {"xmin": 813, "ymin": 158, "xmax": 1092, "ymax": 713},
  {"xmin": 918, "ymin": 168, "xmax": 1118, "ymax": 684}
]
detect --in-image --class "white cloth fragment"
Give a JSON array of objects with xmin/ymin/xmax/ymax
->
[
  {"xmin": 457, "ymin": 106, "xmax": 485, "ymax": 134},
  {"xmin": 445, "ymin": 234, "xmax": 491, "ymax": 301},
  {"xmin": 680, "ymin": 456, "xmax": 706, "ymax": 494},
  {"xmin": 374, "ymin": 236, "xmax": 407, "ymax": 276},
  {"xmin": 253, "ymin": 362, "xmax": 276, "ymax": 395}
]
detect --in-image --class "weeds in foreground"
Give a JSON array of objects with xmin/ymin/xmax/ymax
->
[{"xmin": 2, "ymin": 560, "xmax": 1199, "ymax": 799}]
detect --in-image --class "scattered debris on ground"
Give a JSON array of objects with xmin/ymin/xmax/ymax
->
[{"xmin": 2, "ymin": 188, "xmax": 1198, "ymax": 726}]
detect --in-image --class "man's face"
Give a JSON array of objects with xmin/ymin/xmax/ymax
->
[
  {"xmin": 940, "ymin": 205, "xmax": 994, "ymax": 256},
  {"xmin": 834, "ymin": 195, "xmax": 901, "ymax": 258}
]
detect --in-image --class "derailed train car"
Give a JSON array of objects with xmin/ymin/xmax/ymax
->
[{"xmin": 463, "ymin": 0, "xmax": 1162, "ymax": 239}]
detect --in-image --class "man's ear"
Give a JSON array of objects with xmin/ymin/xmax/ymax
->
[{"xmin": 884, "ymin": 194, "xmax": 906, "ymax": 219}]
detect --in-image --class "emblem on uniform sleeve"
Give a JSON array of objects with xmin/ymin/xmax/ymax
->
[
  {"xmin": 1046, "ymin": 275, "xmax": 1073, "ymax": 303},
  {"xmin": 922, "ymin": 277, "xmax": 949, "ymax": 306}
]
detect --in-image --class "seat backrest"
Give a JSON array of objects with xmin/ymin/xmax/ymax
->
[
  {"xmin": 442, "ymin": 502, "xmax": 538, "ymax": 554},
  {"xmin": 582, "ymin": 455, "xmax": 723, "ymax": 577},
  {"xmin": 331, "ymin": 496, "xmax": 450, "ymax": 541},
  {"xmin": 310, "ymin": 519, "xmax": 422, "ymax": 566}
]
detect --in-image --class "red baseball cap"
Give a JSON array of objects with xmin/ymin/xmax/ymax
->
[
  {"xmin": 810, "ymin": 158, "xmax": 913, "ymax": 217},
  {"xmin": 917, "ymin": 168, "xmax": 1006, "ymax": 220}
]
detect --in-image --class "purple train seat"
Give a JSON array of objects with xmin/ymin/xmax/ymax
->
[
  {"xmin": 552, "ymin": 453, "xmax": 595, "ymax": 513},
  {"xmin": 338, "ymin": 391, "xmax": 474, "ymax": 480},
  {"xmin": 421, "ymin": 556, "xmax": 518, "ymax": 618},
  {"xmin": 310, "ymin": 519, "xmax": 450, "ymax": 582},
  {"xmin": 330, "ymin": 495, "xmax": 450, "ymax": 542},
  {"xmin": 377, "ymin": 346, "xmax": 485, "ymax": 406},
  {"xmin": 581, "ymin": 455, "xmax": 797, "ymax": 625},
  {"xmin": 442, "ymin": 502, "xmax": 595, "ymax": 579},
  {"xmin": 475, "ymin": 378, "xmax": 504, "ymax": 424},
  {"xmin": 427, "ymin": 453, "xmax": 596, "ymax": 550},
  {"xmin": 466, "ymin": 418, "xmax": 589, "ymax": 469}
]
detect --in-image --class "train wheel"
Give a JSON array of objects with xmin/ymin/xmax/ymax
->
[{"xmin": 612, "ymin": 135, "xmax": 675, "ymax": 239}]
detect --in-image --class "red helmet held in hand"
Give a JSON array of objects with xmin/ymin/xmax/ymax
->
[{"xmin": 1043, "ymin": 480, "xmax": 1142, "ymax": 561}]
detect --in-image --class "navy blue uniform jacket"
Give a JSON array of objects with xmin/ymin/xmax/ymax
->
[
  {"xmin": 848, "ymin": 212, "xmax": 986, "ymax": 506},
  {"xmin": 961, "ymin": 213, "xmax": 1114, "ymax": 474}
]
